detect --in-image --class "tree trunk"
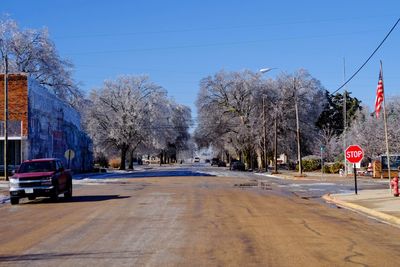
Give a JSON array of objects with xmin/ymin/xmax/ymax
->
[
  {"xmin": 120, "ymin": 146, "xmax": 128, "ymax": 170},
  {"xmin": 128, "ymin": 150, "xmax": 134, "ymax": 170},
  {"xmin": 160, "ymin": 150, "xmax": 164, "ymax": 165}
]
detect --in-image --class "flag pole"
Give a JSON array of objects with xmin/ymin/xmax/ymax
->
[{"xmin": 380, "ymin": 60, "xmax": 391, "ymax": 190}]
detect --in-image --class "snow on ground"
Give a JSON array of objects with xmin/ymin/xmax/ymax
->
[{"xmin": 0, "ymin": 194, "xmax": 9, "ymax": 204}]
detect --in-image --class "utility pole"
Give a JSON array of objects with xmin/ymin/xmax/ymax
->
[
  {"xmin": 3, "ymin": 55, "xmax": 8, "ymax": 181},
  {"xmin": 343, "ymin": 90, "xmax": 347, "ymax": 176},
  {"xmin": 262, "ymin": 96, "xmax": 268, "ymax": 172},
  {"xmin": 273, "ymin": 115, "xmax": 278, "ymax": 173},
  {"xmin": 294, "ymin": 77, "xmax": 302, "ymax": 175},
  {"xmin": 343, "ymin": 58, "xmax": 347, "ymax": 177}
]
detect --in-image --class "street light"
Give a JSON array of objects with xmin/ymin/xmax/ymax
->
[{"xmin": 259, "ymin": 67, "xmax": 277, "ymax": 173}]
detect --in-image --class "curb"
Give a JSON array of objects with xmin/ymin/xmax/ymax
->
[{"xmin": 322, "ymin": 194, "xmax": 400, "ymax": 228}]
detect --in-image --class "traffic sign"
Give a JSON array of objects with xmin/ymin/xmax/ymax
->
[
  {"xmin": 346, "ymin": 145, "xmax": 363, "ymax": 195},
  {"xmin": 64, "ymin": 149, "xmax": 75, "ymax": 169},
  {"xmin": 345, "ymin": 145, "xmax": 363, "ymax": 164},
  {"xmin": 64, "ymin": 149, "xmax": 75, "ymax": 160}
]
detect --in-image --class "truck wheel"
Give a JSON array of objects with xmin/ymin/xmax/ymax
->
[
  {"xmin": 28, "ymin": 196, "xmax": 36, "ymax": 201},
  {"xmin": 10, "ymin": 197, "xmax": 19, "ymax": 205},
  {"xmin": 64, "ymin": 181, "xmax": 72, "ymax": 200}
]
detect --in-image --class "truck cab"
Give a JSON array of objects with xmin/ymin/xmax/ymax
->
[{"xmin": 9, "ymin": 158, "xmax": 73, "ymax": 205}]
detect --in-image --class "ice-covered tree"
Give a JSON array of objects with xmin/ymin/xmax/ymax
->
[
  {"xmin": 275, "ymin": 70, "xmax": 326, "ymax": 160},
  {"xmin": 195, "ymin": 69, "xmax": 326, "ymax": 169},
  {"xmin": 143, "ymin": 96, "xmax": 191, "ymax": 164},
  {"xmin": 0, "ymin": 17, "xmax": 81, "ymax": 106},
  {"xmin": 346, "ymin": 97, "xmax": 400, "ymax": 160},
  {"xmin": 195, "ymin": 70, "xmax": 264, "ymax": 166},
  {"xmin": 86, "ymin": 76, "xmax": 163, "ymax": 169},
  {"xmin": 85, "ymin": 75, "xmax": 191, "ymax": 169}
]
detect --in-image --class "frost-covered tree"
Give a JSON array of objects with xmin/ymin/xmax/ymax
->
[
  {"xmin": 318, "ymin": 127, "xmax": 342, "ymax": 162},
  {"xmin": 346, "ymin": 97, "xmax": 400, "ymax": 160},
  {"xmin": 86, "ymin": 76, "xmax": 164, "ymax": 169},
  {"xmin": 85, "ymin": 75, "xmax": 191, "ymax": 169},
  {"xmin": 274, "ymin": 70, "xmax": 326, "ymax": 161},
  {"xmin": 195, "ymin": 70, "xmax": 262, "ymax": 167},
  {"xmin": 167, "ymin": 103, "xmax": 192, "ymax": 158},
  {"xmin": 144, "ymin": 97, "xmax": 192, "ymax": 164},
  {"xmin": 195, "ymin": 69, "xmax": 326, "ymax": 169},
  {"xmin": 0, "ymin": 17, "xmax": 81, "ymax": 106}
]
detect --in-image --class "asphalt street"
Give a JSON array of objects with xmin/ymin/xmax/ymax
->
[{"xmin": 0, "ymin": 164, "xmax": 398, "ymax": 266}]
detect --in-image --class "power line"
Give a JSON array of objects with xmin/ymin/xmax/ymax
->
[
  {"xmin": 331, "ymin": 17, "xmax": 400, "ymax": 95},
  {"xmin": 64, "ymin": 29, "xmax": 382, "ymax": 56},
  {"xmin": 54, "ymin": 14, "xmax": 397, "ymax": 40}
]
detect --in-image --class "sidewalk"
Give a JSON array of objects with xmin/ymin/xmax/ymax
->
[
  {"xmin": 323, "ymin": 190, "xmax": 400, "ymax": 227},
  {"xmin": 271, "ymin": 169, "xmax": 375, "ymax": 181},
  {"xmin": 267, "ymin": 171, "xmax": 400, "ymax": 227},
  {"xmin": 0, "ymin": 180, "xmax": 9, "ymax": 204}
]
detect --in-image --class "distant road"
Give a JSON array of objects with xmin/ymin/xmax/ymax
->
[
  {"xmin": 76, "ymin": 163, "xmax": 388, "ymax": 198},
  {"xmin": 0, "ymin": 172, "xmax": 399, "ymax": 266}
]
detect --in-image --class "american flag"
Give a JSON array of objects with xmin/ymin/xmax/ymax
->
[{"xmin": 375, "ymin": 67, "xmax": 384, "ymax": 118}]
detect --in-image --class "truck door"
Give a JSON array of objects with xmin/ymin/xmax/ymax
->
[{"xmin": 56, "ymin": 160, "xmax": 67, "ymax": 191}]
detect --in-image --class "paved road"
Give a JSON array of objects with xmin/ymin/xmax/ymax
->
[{"xmin": 1, "ymin": 172, "xmax": 400, "ymax": 266}]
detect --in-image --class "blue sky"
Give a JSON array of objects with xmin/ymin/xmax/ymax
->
[{"xmin": 2, "ymin": 1, "xmax": 400, "ymax": 119}]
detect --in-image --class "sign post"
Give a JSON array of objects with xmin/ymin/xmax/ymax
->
[
  {"xmin": 345, "ymin": 145, "xmax": 364, "ymax": 195},
  {"xmin": 353, "ymin": 164, "xmax": 358, "ymax": 195},
  {"xmin": 64, "ymin": 149, "xmax": 75, "ymax": 169}
]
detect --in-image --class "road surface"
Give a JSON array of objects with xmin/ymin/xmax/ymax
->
[{"xmin": 0, "ymin": 171, "xmax": 399, "ymax": 266}]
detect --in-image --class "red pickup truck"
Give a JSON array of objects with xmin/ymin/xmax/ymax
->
[{"xmin": 9, "ymin": 158, "xmax": 73, "ymax": 205}]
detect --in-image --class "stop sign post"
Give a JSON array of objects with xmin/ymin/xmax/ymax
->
[{"xmin": 345, "ymin": 145, "xmax": 364, "ymax": 195}]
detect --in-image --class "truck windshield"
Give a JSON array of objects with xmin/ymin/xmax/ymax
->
[{"xmin": 18, "ymin": 161, "xmax": 56, "ymax": 173}]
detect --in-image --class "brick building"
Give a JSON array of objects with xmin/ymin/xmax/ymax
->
[{"xmin": 0, "ymin": 74, "xmax": 93, "ymax": 172}]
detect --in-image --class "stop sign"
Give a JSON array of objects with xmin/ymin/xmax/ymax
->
[{"xmin": 345, "ymin": 145, "xmax": 364, "ymax": 164}]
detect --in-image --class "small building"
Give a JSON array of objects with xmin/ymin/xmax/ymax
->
[
  {"xmin": 372, "ymin": 155, "xmax": 400, "ymax": 178},
  {"xmin": 0, "ymin": 74, "xmax": 92, "ymax": 172}
]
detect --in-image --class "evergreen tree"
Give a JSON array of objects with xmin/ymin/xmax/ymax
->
[{"xmin": 316, "ymin": 91, "xmax": 362, "ymax": 136}]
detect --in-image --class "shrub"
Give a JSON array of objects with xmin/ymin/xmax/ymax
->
[
  {"xmin": 296, "ymin": 156, "xmax": 321, "ymax": 172},
  {"xmin": 330, "ymin": 162, "xmax": 344, "ymax": 174},
  {"xmin": 95, "ymin": 153, "xmax": 109, "ymax": 168},
  {"xmin": 323, "ymin": 164, "xmax": 331, "ymax": 173},
  {"xmin": 109, "ymin": 158, "xmax": 121, "ymax": 169}
]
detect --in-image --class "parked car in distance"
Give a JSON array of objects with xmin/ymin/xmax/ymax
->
[
  {"xmin": 218, "ymin": 161, "xmax": 227, "ymax": 167},
  {"xmin": 9, "ymin": 158, "xmax": 73, "ymax": 205},
  {"xmin": 194, "ymin": 157, "xmax": 200, "ymax": 163},
  {"xmin": 211, "ymin": 158, "xmax": 220, "ymax": 166},
  {"xmin": 230, "ymin": 160, "xmax": 245, "ymax": 171}
]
